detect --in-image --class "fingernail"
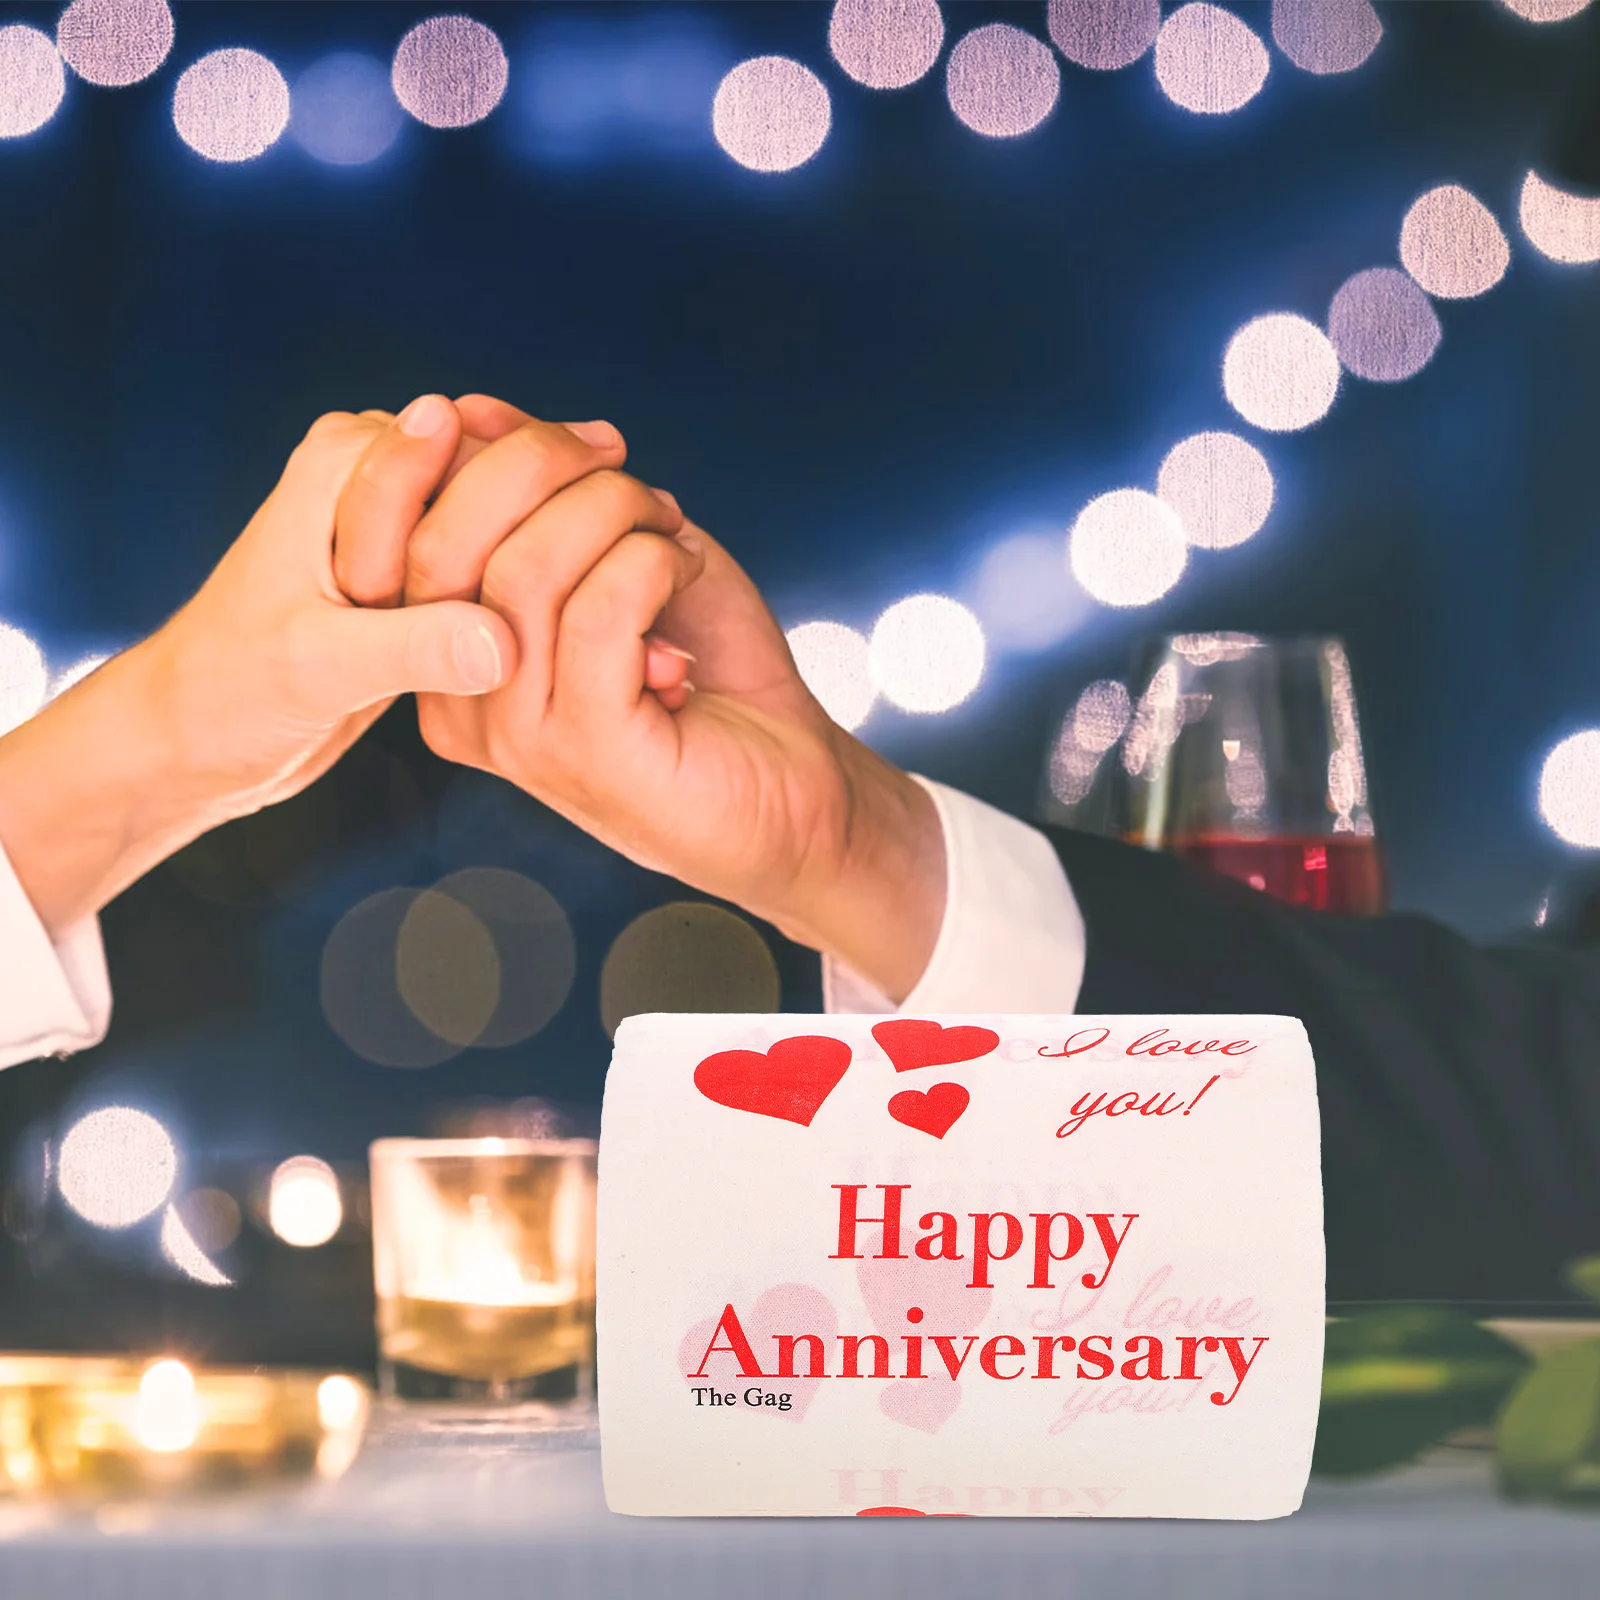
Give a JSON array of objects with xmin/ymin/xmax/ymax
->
[
  {"xmin": 649, "ymin": 638, "xmax": 697, "ymax": 664},
  {"xmin": 563, "ymin": 419, "xmax": 622, "ymax": 449},
  {"xmin": 652, "ymin": 487, "xmax": 682, "ymax": 515},
  {"xmin": 398, "ymin": 394, "xmax": 452, "ymax": 438},
  {"xmin": 453, "ymin": 623, "xmax": 503, "ymax": 693}
]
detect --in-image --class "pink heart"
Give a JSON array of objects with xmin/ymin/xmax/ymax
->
[
  {"xmin": 878, "ymin": 1374, "xmax": 962, "ymax": 1434},
  {"xmin": 855, "ymin": 1249, "xmax": 993, "ymax": 1340},
  {"xmin": 678, "ymin": 1283, "xmax": 837, "ymax": 1422}
]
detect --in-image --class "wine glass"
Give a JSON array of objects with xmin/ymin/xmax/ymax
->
[{"xmin": 1046, "ymin": 633, "xmax": 1386, "ymax": 915}]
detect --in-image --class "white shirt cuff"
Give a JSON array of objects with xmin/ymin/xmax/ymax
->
[
  {"xmin": 823, "ymin": 777, "xmax": 1086, "ymax": 1015},
  {"xmin": 0, "ymin": 837, "xmax": 110, "ymax": 1067}
]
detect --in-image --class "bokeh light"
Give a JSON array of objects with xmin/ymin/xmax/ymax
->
[
  {"xmin": 969, "ymin": 531, "xmax": 1092, "ymax": 652},
  {"xmin": 133, "ymin": 1360, "xmax": 200, "ymax": 1454},
  {"xmin": 600, "ymin": 902, "xmax": 780, "ymax": 1038},
  {"xmin": 1074, "ymin": 679, "xmax": 1134, "ymax": 752},
  {"xmin": 159, "ymin": 1204, "xmax": 232, "ymax": 1286},
  {"xmin": 1519, "ymin": 170, "xmax": 1600, "ymax": 265},
  {"xmin": 869, "ymin": 594, "xmax": 987, "ymax": 712},
  {"xmin": 1069, "ymin": 489, "xmax": 1188, "ymax": 606},
  {"xmin": 1157, "ymin": 431, "xmax": 1275, "ymax": 550},
  {"xmin": 1049, "ymin": 727, "xmax": 1106, "ymax": 807},
  {"xmin": 1399, "ymin": 184, "xmax": 1510, "ymax": 299},
  {"xmin": 172, "ymin": 48, "xmax": 290, "ymax": 163},
  {"xmin": 317, "ymin": 1374, "xmax": 365, "ymax": 1432},
  {"xmin": 58, "ymin": 1106, "xmax": 177, "ymax": 1229},
  {"xmin": 0, "ymin": 26, "xmax": 66, "ymax": 139},
  {"xmin": 1154, "ymin": 3, "xmax": 1269, "ymax": 116},
  {"xmin": 428, "ymin": 868, "xmax": 576, "ymax": 1046},
  {"xmin": 944, "ymin": 22, "xmax": 1060, "ymax": 138},
  {"xmin": 1498, "ymin": 0, "xmax": 1593, "ymax": 20},
  {"xmin": 392, "ymin": 15, "xmax": 506, "ymax": 130},
  {"xmin": 56, "ymin": 0, "xmax": 172, "ymax": 88},
  {"xmin": 1539, "ymin": 730, "xmax": 1600, "ymax": 848},
  {"xmin": 1047, "ymin": 0, "xmax": 1161, "ymax": 71},
  {"xmin": 713, "ymin": 56, "xmax": 830, "ymax": 172},
  {"xmin": 394, "ymin": 887, "xmax": 501, "ymax": 1049},
  {"xmin": 268, "ymin": 1156, "xmax": 343, "ymax": 1248},
  {"xmin": 1327, "ymin": 266, "xmax": 1442, "ymax": 382},
  {"xmin": 321, "ymin": 888, "xmax": 465, "ymax": 1068},
  {"xmin": 293, "ymin": 53, "xmax": 403, "ymax": 166},
  {"xmin": 0, "ymin": 623, "xmax": 48, "ymax": 735},
  {"xmin": 174, "ymin": 1186, "xmax": 241, "ymax": 1254},
  {"xmin": 787, "ymin": 620, "xmax": 876, "ymax": 731},
  {"xmin": 1222, "ymin": 312, "xmax": 1341, "ymax": 431},
  {"xmin": 1269, "ymin": 0, "xmax": 1381, "ymax": 75},
  {"xmin": 829, "ymin": 0, "xmax": 944, "ymax": 90}
]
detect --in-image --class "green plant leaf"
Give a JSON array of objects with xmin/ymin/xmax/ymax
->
[{"xmin": 1496, "ymin": 1339, "xmax": 1600, "ymax": 1501}]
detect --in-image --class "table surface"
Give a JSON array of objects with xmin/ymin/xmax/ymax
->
[{"xmin": 0, "ymin": 1403, "xmax": 1596, "ymax": 1600}]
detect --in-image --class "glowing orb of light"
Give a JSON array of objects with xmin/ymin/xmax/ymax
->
[
  {"xmin": 0, "ymin": 624, "xmax": 49, "ymax": 736},
  {"xmin": 394, "ymin": 887, "xmax": 501, "ymax": 1048},
  {"xmin": 0, "ymin": 26, "xmax": 67, "ymax": 139},
  {"xmin": 869, "ymin": 594, "xmax": 987, "ymax": 712},
  {"xmin": 159, "ymin": 1204, "xmax": 232, "ymax": 1286},
  {"xmin": 392, "ymin": 14, "xmax": 507, "ymax": 130},
  {"xmin": 1074, "ymin": 679, "xmax": 1134, "ymax": 752},
  {"xmin": 1070, "ymin": 490, "xmax": 1188, "ymax": 607},
  {"xmin": 268, "ymin": 1156, "xmax": 343, "ymax": 1248},
  {"xmin": 1047, "ymin": 0, "xmax": 1161, "ymax": 71},
  {"xmin": 1222, "ymin": 312, "xmax": 1341, "ymax": 431},
  {"xmin": 1157, "ymin": 431, "xmax": 1275, "ymax": 550},
  {"xmin": 1399, "ymin": 184, "xmax": 1510, "ymax": 300},
  {"xmin": 58, "ymin": 1106, "xmax": 178, "ymax": 1229},
  {"xmin": 1519, "ymin": 170, "xmax": 1600, "ymax": 265},
  {"xmin": 56, "ymin": 0, "xmax": 173, "ymax": 88},
  {"xmin": 970, "ymin": 531, "xmax": 1092, "ymax": 652},
  {"xmin": 1270, "ymin": 0, "xmax": 1382, "ymax": 75},
  {"xmin": 787, "ymin": 621, "xmax": 875, "ymax": 731},
  {"xmin": 172, "ymin": 48, "xmax": 290, "ymax": 163},
  {"xmin": 712, "ymin": 56, "xmax": 830, "ymax": 172},
  {"xmin": 1327, "ymin": 266, "xmax": 1442, "ymax": 382},
  {"xmin": 1539, "ymin": 730, "xmax": 1600, "ymax": 848},
  {"xmin": 600, "ymin": 903, "xmax": 780, "ymax": 1038},
  {"xmin": 1154, "ymin": 3, "xmax": 1269, "ymax": 116},
  {"xmin": 317, "ymin": 1374, "xmax": 366, "ymax": 1432},
  {"xmin": 829, "ymin": 0, "xmax": 944, "ymax": 90},
  {"xmin": 293, "ymin": 53, "xmax": 403, "ymax": 166},
  {"xmin": 1498, "ymin": 0, "xmax": 1592, "ymax": 20},
  {"xmin": 944, "ymin": 22, "xmax": 1060, "ymax": 139},
  {"xmin": 133, "ymin": 1360, "xmax": 200, "ymax": 1454}
]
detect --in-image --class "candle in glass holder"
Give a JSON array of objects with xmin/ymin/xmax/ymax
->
[{"xmin": 368, "ymin": 1137, "xmax": 597, "ymax": 1402}]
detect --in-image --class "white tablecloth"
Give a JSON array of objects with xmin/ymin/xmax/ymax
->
[{"xmin": 0, "ymin": 1405, "xmax": 1595, "ymax": 1600}]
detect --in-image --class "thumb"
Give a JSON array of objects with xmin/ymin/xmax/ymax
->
[{"xmin": 321, "ymin": 600, "xmax": 519, "ymax": 712}]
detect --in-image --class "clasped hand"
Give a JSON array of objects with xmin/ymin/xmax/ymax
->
[{"xmin": 0, "ymin": 397, "xmax": 945, "ymax": 1003}]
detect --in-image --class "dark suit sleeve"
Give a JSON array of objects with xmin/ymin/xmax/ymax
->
[{"xmin": 1046, "ymin": 827, "xmax": 1600, "ymax": 1308}]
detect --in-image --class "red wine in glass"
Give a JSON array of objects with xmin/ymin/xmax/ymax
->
[
  {"xmin": 1168, "ymin": 835, "xmax": 1386, "ymax": 916},
  {"xmin": 1051, "ymin": 634, "xmax": 1388, "ymax": 916}
]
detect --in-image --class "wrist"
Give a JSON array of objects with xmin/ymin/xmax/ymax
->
[
  {"xmin": 765, "ymin": 734, "xmax": 946, "ymax": 1005},
  {"xmin": 0, "ymin": 641, "xmax": 205, "ymax": 934}
]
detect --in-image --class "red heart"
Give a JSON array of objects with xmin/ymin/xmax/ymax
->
[
  {"xmin": 693, "ymin": 1036, "xmax": 851, "ymax": 1127},
  {"xmin": 873, "ymin": 1020, "xmax": 998, "ymax": 1073},
  {"xmin": 887, "ymin": 1082, "xmax": 970, "ymax": 1139}
]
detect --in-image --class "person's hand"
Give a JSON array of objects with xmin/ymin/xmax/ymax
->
[
  {"xmin": 351, "ymin": 397, "xmax": 946, "ymax": 1001},
  {"xmin": 0, "ymin": 398, "xmax": 623, "ymax": 934}
]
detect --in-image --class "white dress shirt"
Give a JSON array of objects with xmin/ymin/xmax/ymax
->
[{"xmin": 0, "ymin": 776, "xmax": 1086, "ymax": 1068}]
